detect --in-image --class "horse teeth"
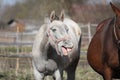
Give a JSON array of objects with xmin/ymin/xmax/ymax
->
[{"xmin": 67, "ymin": 48, "xmax": 72, "ymax": 52}]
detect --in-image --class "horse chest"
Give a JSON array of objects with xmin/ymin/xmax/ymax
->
[{"xmin": 48, "ymin": 52, "xmax": 71, "ymax": 68}]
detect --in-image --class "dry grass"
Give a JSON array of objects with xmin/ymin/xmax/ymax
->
[
  {"xmin": 75, "ymin": 65, "xmax": 103, "ymax": 80},
  {"xmin": 0, "ymin": 54, "xmax": 103, "ymax": 80},
  {"xmin": 41, "ymin": 54, "xmax": 103, "ymax": 80}
]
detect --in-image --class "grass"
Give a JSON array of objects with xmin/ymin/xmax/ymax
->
[
  {"xmin": 44, "ymin": 65, "xmax": 103, "ymax": 80},
  {"xmin": 0, "ymin": 52, "xmax": 103, "ymax": 80},
  {"xmin": 75, "ymin": 65, "xmax": 103, "ymax": 80},
  {"xmin": 0, "ymin": 70, "xmax": 34, "ymax": 80},
  {"xmin": 0, "ymin": 67, "xmax": 103, "ymax": 80}
]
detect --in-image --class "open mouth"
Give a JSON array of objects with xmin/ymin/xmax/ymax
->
[{"xmin": 61, "ymin": 46, "xmax": 72, "ymax": 56}]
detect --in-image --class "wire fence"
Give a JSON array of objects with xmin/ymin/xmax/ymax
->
[{"xmin": 79, "ymin": 23, "xmax": 97, "ymax": 52}]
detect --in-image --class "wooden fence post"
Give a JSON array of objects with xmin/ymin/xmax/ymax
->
[
  {"xmin": 88, "ymin": 23, "xmax": 92, "ymax": 43},
  {"xmin": 15, "ymin": 26, "xmax": 20, "ymax": 76}
]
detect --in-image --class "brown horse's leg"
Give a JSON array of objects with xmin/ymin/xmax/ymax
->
[{"xmin": 103, "ymin": 64, "xmax": 112, "ymax": 80}]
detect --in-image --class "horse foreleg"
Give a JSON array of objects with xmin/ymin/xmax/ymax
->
[
  {"xmin": 53, "ymin": 69, "xmax": 62, "ymax": 80},
  {"xmin": 103, "ymin": 64, "xmax": 112, "ymax": 80},
  {"xmin": 66, "ymin": 69, "xmax": 75, "ymax": 80},
  {"xmin": 60, "ymin": 69, "xmax": 64, "ymax": 80},
  {"xmin": 32, "ymin": 62, "xmax": 45, "ymax": 80},
  {"xmin": 66, "ymin": 58, "xmax": 79, "ymax": 80}
]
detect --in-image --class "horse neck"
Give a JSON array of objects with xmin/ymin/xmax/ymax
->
[
  {"xmin": 39, "ymin": 28, "xmax": 50, "ymax": 53},
  {"xmin": 103, "ymin": 17, "xmax": 120, "ymax": 50},
  {"xmin": 100, "ymin": 18, "xmax": 120, "ymax": 66},
  {"xmin": 112, "ymin": 17, "xmax": 120, "ymax": 63},
  {"xmin": 32, "ymin": 24, "xmax": 50, "ymax": 60},
  {"xmin": 103, "ymin": 19, "xmax": 115, "ymax": 47},
  {"xmin": 111, "ymin": 18, "xmax": 120, "ymax": 47}
]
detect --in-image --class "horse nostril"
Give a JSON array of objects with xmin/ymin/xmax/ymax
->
[
  {"xmin": 64, "ymin": 41, "xmax": 68, "ymax": 44},
  {"xmin": 64, "ymin": 40, "xmax": 73, "ymax": 48}
]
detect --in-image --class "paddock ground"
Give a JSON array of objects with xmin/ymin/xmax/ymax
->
[{"xmin": 0, "ymin": 53, "xmax": 103, "ymax": 80}]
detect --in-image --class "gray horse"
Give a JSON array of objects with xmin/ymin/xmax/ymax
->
[{"xmin": 32, "ymin": 11, "xmax": 82, "ymax": 80}]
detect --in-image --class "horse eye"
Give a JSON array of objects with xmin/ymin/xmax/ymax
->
[
  {"xmin": 51, "ymin": 28, "xmax": 56, "ymax": 32},
  {"xmin": 66, "ymin": 27, "xmax": 69, "ymax": 32}
]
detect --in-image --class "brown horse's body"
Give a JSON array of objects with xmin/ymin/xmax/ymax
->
[
  {"xmin": 87, "ymin": 3, "xmax": 120, "ymax": 80},
  {"xmin": 87, "ymin": 18, "xmax": 120, "ymax": 79}
]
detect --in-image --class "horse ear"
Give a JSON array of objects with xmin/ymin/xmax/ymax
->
[
  {"xmin": 59, "ymin": 10, "xmax": 64, "ymax": 21},
  {"xmin": 50, "ymin": 11, "xmax": 56, "ymax": 22},
  {"xmin": 110, "ymin": 2, "xmax": 120, "ymax": 17}
]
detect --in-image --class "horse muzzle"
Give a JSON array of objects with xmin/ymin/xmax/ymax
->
[{"xmin": 58, "ymin": 40, "xmax": 73, "ymax": 56}]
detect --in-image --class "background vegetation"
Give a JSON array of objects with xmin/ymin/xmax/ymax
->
[
  {"xmin": 0, "ymin": 0, "xmax": 120, "ymax": 24},
  {"xmin": 0, "ymin": 0, "xmax": 120, "ymax": 80}
]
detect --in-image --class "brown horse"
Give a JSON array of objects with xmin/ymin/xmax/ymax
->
[{"xmin": 87, "ymin": 3, "xmax": 120, "ymax": 80}]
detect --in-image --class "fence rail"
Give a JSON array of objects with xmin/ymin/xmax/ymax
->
[
  {"xmin": 0, "ymin": 42, "xmax": 33, "ymax": 45},
  {"xmin": 0, "ymin": 23, "xmax": 98, "ymax": 79},
  {"xmin": 0, "ymin": 23, "xmax": 98, "ymax": 56},
  {"xmin": 0, "ymin": 53, "xmax": 32, "ymax": 58}
]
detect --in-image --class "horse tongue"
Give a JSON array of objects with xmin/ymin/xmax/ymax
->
[
  {"xmin": 67, "ymin": 48, "xmax": 72, "ymax": 52},
  {"xmin": 61, "ymin": 47, "xmax": 72, "ymax": 55},
  {"xmin": 62, "ymin": 47, "xmax": 68, "ymax": 55}
]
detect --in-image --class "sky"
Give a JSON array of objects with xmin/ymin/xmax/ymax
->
[
  {"xmin": 2, "ymin": 0, "xmax": 17, "ymax": 6},
  {"xmin": 1, "ymin": 0, "xmax": 25, "ymax": 6}
]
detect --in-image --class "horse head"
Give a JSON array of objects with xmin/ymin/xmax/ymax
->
[
  {"xmin": 46, "ymin": 11, "xmax": 74, "ymax": 56},
  {"xmin": 110, "ymin": 2, "xmax": 120, "ymax": 42}
]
